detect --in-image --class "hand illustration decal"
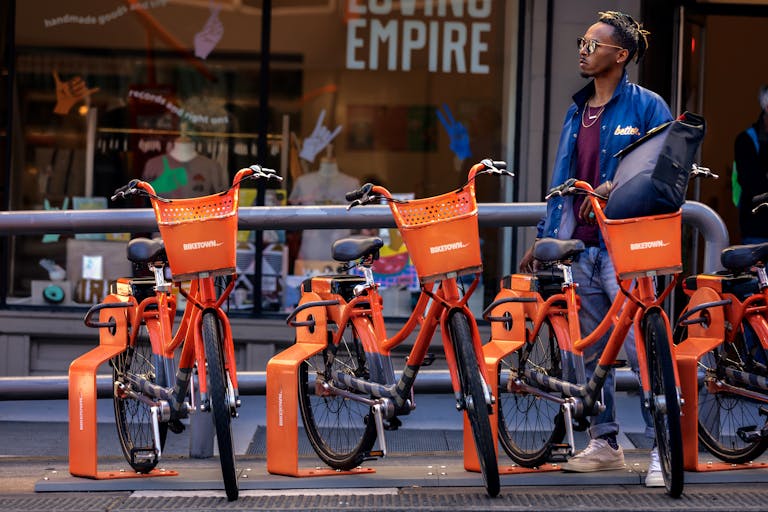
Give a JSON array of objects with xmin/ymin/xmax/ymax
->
[
  {"xmin": 437, "ymin": 103, "xmax": 472, "ymax": 160},
  {"xmin": 299, "ymin": 109, "xmax": 342, "ymax": 163},
  {"xmin": 53, "ymin": 71, "xmax": 99, "ymax": 115},
  {"xmin": 149, "ymin": 157, "xmax": 188, "ymax": 194},
  {"xmin": 194, "ymin": 3, "xmax": 224, "ymax": 60}
]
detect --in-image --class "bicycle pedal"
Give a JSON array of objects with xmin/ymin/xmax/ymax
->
[
  {"xmin": 737, "ymin": 425, "xmax": 761, "ymax": 442},
  {"xmin": 168, "ymin": 419, "xmax": 185, "ymax": 434},
  {"xmin": 365, "ymin": 450, "xmax": 384, "ymax": 459},
  {"xmin": 548, "ymin": 443, "xmax": 572, "ymax": 461}
]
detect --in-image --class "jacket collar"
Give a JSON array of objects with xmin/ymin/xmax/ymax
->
[{"xmin": 572, "ymin": 70, "xmax": 630, "ymax": 108}]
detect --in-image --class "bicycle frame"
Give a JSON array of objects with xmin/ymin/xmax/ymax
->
[
  {"xmin": 510, "ymin": 267, "xmax": 680, "ymax": 441},
  {"xmin": 297, "ymin": 269, "xmax": 489, "ymax": 412},
  {"xmin": 124, "ymin": 273, "xmax": 239, "ymax": 418},
  {"xmin": 679, "ymin": 267, "xmax": 768, "ymax": 400}
]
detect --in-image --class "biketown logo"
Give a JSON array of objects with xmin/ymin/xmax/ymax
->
[
  {"xmin": 430, "ymin": 241, "xmax": 470, "ymax": 254},
  {"xmin": 630, "ymin": 239, "xmax": 670, "ymax": 251},
  {"xmin": 614, "ymin": 125, "xmax": 641, "ymax": 136},
  {"xmin": 183, "ymin": 239, "xmax": 224, "ymax": 251}
]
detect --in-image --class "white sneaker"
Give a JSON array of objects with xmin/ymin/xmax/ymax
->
[
  {"xmin": 645, "ymin": 447, "xmax": 665, "ymax": 487},
  {"xmin": 561, "ymin": 438, "xmax": 625, "ymax": 472}
]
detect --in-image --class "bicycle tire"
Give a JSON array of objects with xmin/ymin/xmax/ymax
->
[
  {"xmin": 698, "ymin": 318, "xmax": 768, "ymax": 463},
  {"xmin": 201, "ymin": 310, "xmax": 238, "ymax": 501},
  {"xmin": 644, "ymin": 309, "xmax": 684, "ymax": 497},
  {"xmin": 498, "ymin": 316, "xmax": 565, "ymax": 467},
  {"xmin": 112, "ymin": 324, "xmax": 168, "ymax": 474},
  {"xmin": 449, "ymin": 311, "xmax": 500, "ymax": 498},
  {"xmin": 298, "ymin": 320, "xmax": 377, "ymax": 470}
]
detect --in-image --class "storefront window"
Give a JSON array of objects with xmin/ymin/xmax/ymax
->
[{"xmin": 7, "ymin": 0, "xmax": 510, "ymax": 316}]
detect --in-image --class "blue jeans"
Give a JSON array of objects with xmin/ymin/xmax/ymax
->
[{"xmin": 571, "ymin": 246, "xmax": 654, "ymax": 440}]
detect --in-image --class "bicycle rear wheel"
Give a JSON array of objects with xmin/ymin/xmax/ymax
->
[
  {"xmin": 112, "ymin": 324, "xmax": 168, "ymax": 474},
  {"xmin": 202, "ymin": 311, "xmax": 238, "ymax": 501},
  {"xmin": 498, "ymin": 316, "xmax": 565, "ymax": 467},
  {"xmin": 698, "ymin": 319, "xmax": 768, "ymax": 463},
  {"xmin": 298, "ymin": 319, "xmax": 377, "ymax": 470},
  {"xmin": 449, "ymin": 311, "xmax": 500, "ymax": 498},
  {"xmin": 644, "ymin": 309, "xmax": 684, "ymax": 497}
]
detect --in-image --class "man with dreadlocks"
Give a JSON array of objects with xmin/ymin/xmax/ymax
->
[{"xmin": 519, "ymin": 11, "xmax": 672, "ymax": 486}]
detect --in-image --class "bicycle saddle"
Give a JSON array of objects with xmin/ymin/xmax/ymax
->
[
  {"xmin": 332, "ymin": 236, "xmax": 384, "ymax": 262},
  {"xmin": 721, "ymin": 242, "xmax": 768, "ymax": 271},
  {"xmin": 127, "ymin": 237, "xmax": 167, "ymax": 264},
  {"xmin": 533, "ymin": 238, "xmax": 586, "ymax": 263}
]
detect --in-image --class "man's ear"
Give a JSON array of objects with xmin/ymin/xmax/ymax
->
[{"xmin": 616, "ymin": 49, "xmax": 629, "ymax": 65}]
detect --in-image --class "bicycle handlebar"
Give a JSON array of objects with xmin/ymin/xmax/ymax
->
[
  {"xmin": 344, "ymin": 159, "xmax": 512, "ymax": 210},
  {"xmin": 110, "ymin": 164, "xmax": 281, "ymax": 202},
  {"xmin": 545, "ymin": 162, "xmax": 716, "ymax": 202},
  {"xmin": 752, "ymin": 192, "xmax": 768, "ymax": 214}
]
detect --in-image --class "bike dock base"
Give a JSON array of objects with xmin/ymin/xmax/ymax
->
[
  {"xmin": 463, "ymin": 300, "xmax": 562, "ymax": 476},
  {"xmin": 266, "ymin": 291, "xmax": 376, "ymax": 478},
  {"xmin": 68, "ymin": 294, "xmax": 179, "ymax": 480},
  {"xmin": 676, "ymin": 286, "xmax": 766, "ymax": 473}
]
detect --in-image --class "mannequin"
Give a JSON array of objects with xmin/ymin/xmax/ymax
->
[
  {"xmin": 142, "ymin": 134, "xmax": 227, "ymax": 198},
  {"xmin": 289, "ymin": 147, "xmax": 359, "ymax": 262},
  {"xmin": 168, "ymin": 136, "xmax": 198, "ymax": 163}
]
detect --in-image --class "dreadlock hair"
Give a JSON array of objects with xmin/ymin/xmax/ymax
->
[{"xmin": 597, "ymin": 11, "xmax": 650, "ymax": 65}]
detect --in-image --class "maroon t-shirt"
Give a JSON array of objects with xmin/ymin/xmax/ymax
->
[{"xmin": 572, "ymin": 106, "xmax": 602, "ymax": 245}]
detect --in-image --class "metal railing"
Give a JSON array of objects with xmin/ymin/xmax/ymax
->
[{"xmin": 0, "ymin": 201, "xmax": 727, "ymax": 270}]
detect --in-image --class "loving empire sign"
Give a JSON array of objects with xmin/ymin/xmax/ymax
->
[{"xmin": 345, "ymin": 0, "xmax": 493, "ymax": 74}]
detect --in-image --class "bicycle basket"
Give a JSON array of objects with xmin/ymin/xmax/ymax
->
[
  {"xmin": 389, "ymin": 184, "xmax": 481, "ymax": 283},
  {"xmin": 599, "ymin": 209, "xmax": 682, "ymax": 280},
  {"xmin": 151, "ymin": 188, "xmax": 239, "ymax": 281}
]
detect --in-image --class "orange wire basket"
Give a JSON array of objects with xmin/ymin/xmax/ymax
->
[
  {"xmin": 389, "ymin": 184, "xmax": 482, "ymax": 283},
  {"xmin": 599, "ymin": 209, "xmax": 682, "ymax": 280},
  {"xmin": 151, "ymin": 188, "xmax": 239, "ymax": 281}
]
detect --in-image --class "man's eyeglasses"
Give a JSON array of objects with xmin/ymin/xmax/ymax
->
[{"xmin": 577, "ymin": 37, "xmax": 625, "ymax": 55}]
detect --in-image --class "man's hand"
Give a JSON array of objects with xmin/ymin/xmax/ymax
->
[
  {"xmin": 53, "ymin": 71, "xmax": 99, "ymax": 115},
  {"xmin": 300, "ymin": 109, "xmax": 342, "ymax": 163},
  {"xmin": 578, "ymin": 180, "xmax": 613, "ymax": 224},
  {"xmin": 519, "ymin": 240, "xmax": 539, "ymax": 273}
]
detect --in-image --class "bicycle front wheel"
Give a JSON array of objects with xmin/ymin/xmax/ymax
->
[
  {"xmin": 698, "ymin": 319, "xmax": 768, "ymax": 463},
  {"xmin": 112, "ymin": 324, "xmax": 168, "ymax": 474},
  {"xmin": 202, "ymin": 311, "xmax": 238, "ymax": 501},
  {"xmin": 497, "ymin": 316, "xmax": 565, "ymax": 467},
  {"xmin": 298, "ymin": 320, "xmax": 377, "ymax": 470},
  {"xmin": 644, "ymin": 309, "xmax": 684, "ymax": 497},
  {"xmin": 449, "ymin": 311, "xmax": 500, "ymax": 498}
]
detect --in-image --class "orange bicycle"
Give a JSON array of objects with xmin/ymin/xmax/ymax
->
[
  {"xmin": 83, "ymin": 165, "xmax": 281, "ymax": 501},
  {"xmin": 287, "ymin": 159, "xmax": 512, "ymax": 497},
  {"xmin": 486, "ymin": 178, "xmax": 685, "ymax": 496},
  {"xmin": 675, "ymin": 190, "xmax": 768, "ymax": 463}
]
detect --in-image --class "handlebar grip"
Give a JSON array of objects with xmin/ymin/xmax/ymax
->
[
  {"xmin": 490, "ymin": 160, "xmax": 507, "ymax": 169},
  {"xmin": 110, "ymin": 180, "xmax": 138, "ymax": 201},
  {"xmin": 753, "ymin": 192, "xmax": 768, "ymax": 206},
  {"xmin": 346, "ymin": 183, "xmax": 372, "ymax": 202}
]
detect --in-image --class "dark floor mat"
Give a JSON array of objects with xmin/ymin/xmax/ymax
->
[
  {"xmin": 625, "ymin": 432, "xmax": 655, "ymax": 450},
  {"xmin": 246, "ymin": 426, "xmax": 465, "ymax": 456},
  {"xmin": 0, "ymin": 421, "xmax": 190, "ymax": 457}
]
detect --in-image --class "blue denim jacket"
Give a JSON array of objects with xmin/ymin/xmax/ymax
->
[{"xmin": 538, "ymin": 72, "xmax": 673, "ymax": 240}]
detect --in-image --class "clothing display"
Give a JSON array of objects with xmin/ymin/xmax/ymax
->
[
  {"xmin": 142, "ymin": 141, "xmax": 228, "ymax": 199},
  {"xmin": 288, "ymin": 160, "xmax": 359, "ymax": 261}
]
